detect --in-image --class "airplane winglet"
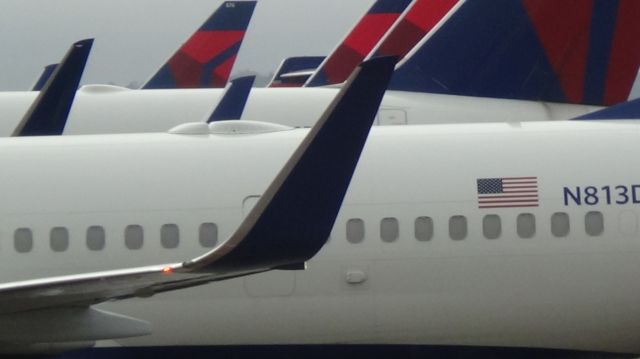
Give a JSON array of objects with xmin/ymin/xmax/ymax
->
[
  {"xmin": 0, "ymin": 58, "xmax": 396, "ymax": 321},
  {"xmin": 208, "ymin": 75, "xmax": 255, "ymax": 122},
  {"xmin": 572, "ymin": 98, "xmax": 640, "ymax": 121},
  {"xmin": 13, "ymin": 39, "xmax": 93, "ymax": 136},
  {"xmin": 188, "ymin": 56, "xmax": 398, "ymax": 271},
  {"xmin": 31, "ymin": 64, "xmax": 58, "ymax": 91}
]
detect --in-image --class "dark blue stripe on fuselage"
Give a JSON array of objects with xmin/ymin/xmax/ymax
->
[
  {"xmin": 200, "ymin": 1, "xmax": 256, "ymax": 31},
  {"xmin": 47, "ymin": 345, "xmax": 627, "ymax": 359},
  {"xmin": 583, "ymin": 0, "xmax": 619, "ymax": 104},
  {"xmin": 389, "ymin": 0, "xmax": 565, "ymax": 103},
  {"xmin": 369, "ymin": 0, "xmax": 412, "ymax": 14}
]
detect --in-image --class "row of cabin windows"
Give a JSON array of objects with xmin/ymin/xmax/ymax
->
[
  {"xmin": 346, "ymin": 211, "xmax": 604, "ymax": 243},
  {"xmin": 13, "ymin": 223, "xmax": 219, "ymax": 253},
  {"xmin": 9, "ymin": 212, "xmax": 606, "ymax": 252}
]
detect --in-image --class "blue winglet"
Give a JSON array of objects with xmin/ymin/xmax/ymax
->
[
  {"xmin": 573, "ymin": 98, "xmax": 640, "ymax": 120},
  {"xmin": 188, "ymin": 57, "xmax": 398, "ymax": 272},
  {"xmin": 14, "ymin": 39, "xmax": 93, "ymax": 136},
  {"xmin": 31, "ymin": 64, "xmax": 58, "ymax": 91},
  {"xmin": 208, "ymin": 75, "xmax": 255, "ymax": 122}
]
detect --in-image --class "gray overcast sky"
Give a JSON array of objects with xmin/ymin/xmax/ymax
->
[
  {"xmin": 0, "ymin": 0, "xmax": 372, "ymax": 90},
  {"xmin": 0, "ymin": 0, "xmax": 638, "ymax": 98}
]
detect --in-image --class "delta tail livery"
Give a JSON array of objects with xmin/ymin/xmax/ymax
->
[
  {"xmin": 142, "ymin": 1, "xmax": 256, "ymax": 89},
  {"xmin": 369, "ymin": 0, "xmax": 459, "ymax": 60},
  {"xmin": 390, "ymin": 0, "xmax": 640, "ymax": 106},
  {"xmin": 304, "ymin": 0, "xmax": 412, "ymax": 87},
  {"xmin": 2, "ymin": 0, "xmax": 639, "ymax": 137}
]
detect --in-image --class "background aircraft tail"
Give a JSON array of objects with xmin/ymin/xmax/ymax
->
[
  {"xmin": 304, "ymin": 0, "xmax": 412, "ymax": 87},
  {"xmin": 142, "ymin": 1, "xmax": 256, "ymax": 89},
  {"xmin": 268, "ymin": 56, "xmax": 325, "ymax": 88},
  {"xmin": 389, "ymin": 0, "xmax": 640, "ymax": 106},
  {"xmin": 369, "ymin": 0, "xmax": 459, "ymax": 61}
]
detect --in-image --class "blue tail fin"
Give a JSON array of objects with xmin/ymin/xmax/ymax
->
[
  {"xmin": 208, "ymin": 75, "xmax": 255, "ymax": 122},
  {"xmin": 389, "ymin": 0, "xmax": 640, "ymax": 106},
  {"xmin": 268, "ymin": 56, "xmax": 325, "ymax": 88},
  {"xmin": 142, "ymin": 1, "xmax": 256, "ymax": 89},
  {"xmin": 31, "ymin": 64, "xmax": 58, "ymax": 91},
  {"xmin": 14, "ymin": 39, "xmax": 93, "ymax": 136}
]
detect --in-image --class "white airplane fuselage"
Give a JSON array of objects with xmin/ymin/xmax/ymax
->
[
  {"xmin": 0, "ymin": 120, "xmax": 639, "ymax": 354},
  {"xmin": 0, "ymin": 87, "xmax": 601, "ymax": 135}
]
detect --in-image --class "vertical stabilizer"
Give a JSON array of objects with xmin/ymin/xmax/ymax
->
[
  {"xmin": 304, "ymin": 0, "xmax": 411, "ymax": 87},
  {"xmin": 142, "ymin": 1, "xmax": 256, "ymax": 89},
  {"xmin": 389, "ymin": 0, "xmax": 640, "ymax": 106},
  {"xmin": 369, "ymin": 0, "xmax": 459, "ymax": 60}
]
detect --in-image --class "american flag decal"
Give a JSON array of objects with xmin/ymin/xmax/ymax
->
[{"xmin": 477, "ymin": 177, "xmax": 538, "ymax": 209}]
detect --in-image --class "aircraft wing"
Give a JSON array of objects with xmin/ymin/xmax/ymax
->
[
  {"xmin": 0, "ymin": 263, "xmax": 258, "ymax": 315},
  {"xmin": 0, "ymin": 57, "xmax": 396, "ymax": 330}
]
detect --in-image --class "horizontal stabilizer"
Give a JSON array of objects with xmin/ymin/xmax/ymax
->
[
  {"xmin": 142, "ymin": 1, "xmax": 257, "ymax": 89},
  {"xmin": 13, "ymin": 39, "xmax": 93, "ymax": 136},
  {"xmin": 208, "ymin": 75, "xmax": 255, "ymax": 122},
  {"xmin": 0, "ymin": 57, "xmax": 397, "ymax": 320},
  {"xmin": 268, "ymin": 56, "xmax": 325, "ymax": 87}
]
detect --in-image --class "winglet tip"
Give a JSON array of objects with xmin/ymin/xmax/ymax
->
[{"xmin": 74, "ymin": 38, "xmax": 94, "ymax": 48}]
